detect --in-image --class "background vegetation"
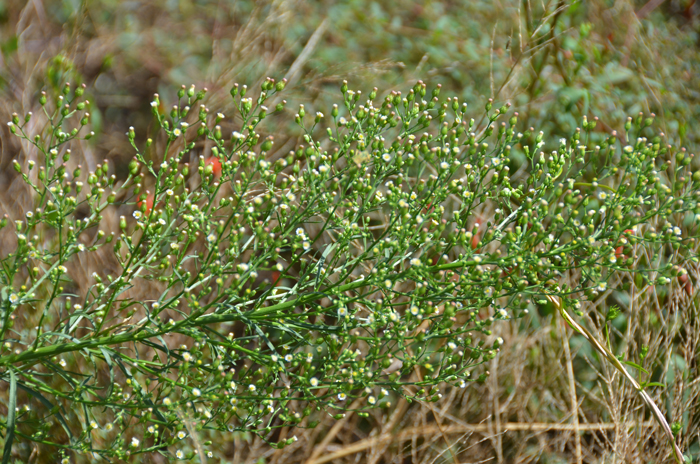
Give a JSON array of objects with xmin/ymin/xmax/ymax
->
[{"xmin": 0, "ymin": 0, "xmax": 699, "ymax": 462}]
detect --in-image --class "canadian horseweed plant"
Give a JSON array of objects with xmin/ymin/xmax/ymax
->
[{"xmin": 0, "ymin": 78, "xmax": 697, "ymax": 462}]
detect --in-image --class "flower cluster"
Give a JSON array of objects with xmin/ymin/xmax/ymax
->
[{"xmin": 0, "ymin": 77, "xmax": 696, "ymax": 461}]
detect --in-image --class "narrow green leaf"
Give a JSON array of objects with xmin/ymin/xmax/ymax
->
[
  {"xmin": 100, "ymin": 347, "xmax": 115, "ymax": 398},
  {"xmin": 621, "ymin": 360, "xmax": 650, "ymax": 375},
  {"xmin": 2, "ymin": 370, "xmax": 17, "ymax": 464},
  {"xmin": 16, "ymin": 382, "xmax": 73, "ymax": 440}
]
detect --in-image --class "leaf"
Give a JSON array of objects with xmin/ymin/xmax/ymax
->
[
  {"xmin": 2, "ymin": 370, "xmax": 16, "ymax": 464},
  {"xmin": 16, "ymin": 382, "xmax": 73, "ymax": 441},
  {"xmin": 620, "ymin": 359, "xmax": 649, "ymax": 374},
  {"xmin": 100, "ymin": 347, "xmax": 115, "ymax": 398},
  {"xmin": 598, "ymin": 64, "xmax": 634, "ymax": 85},
  {"xmin": 641, "ymin": 381, "xmax": 666, "ymax": 389}
]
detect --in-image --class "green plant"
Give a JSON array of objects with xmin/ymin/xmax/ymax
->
[{"xmin": 1, "ymin": 77, "xmax": 697, "ymax": 463}]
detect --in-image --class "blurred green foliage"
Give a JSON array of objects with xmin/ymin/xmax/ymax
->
[{"xmin": 2, "ymin": 0, "xmax": 699, "ymax": 152}]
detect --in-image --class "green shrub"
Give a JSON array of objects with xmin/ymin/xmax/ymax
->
[{"xmin": 1, "ymin": 78, "xmax": 697, "ymax": 462}]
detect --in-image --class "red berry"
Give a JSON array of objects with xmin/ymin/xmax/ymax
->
[
  {"xmin": 678, "ymin": 274, "xmax": 693, "ymax": 296},
  {"xmin": 205, "ymin": 157, "xmax": 222, "ymax": 178},
  {"xmin": 471, "ymin": 217, "xmax": 483, "ymax": 250},
  {"xmin": 137, "ymin": 194, "xmax": 154, "ymax": 215},
  {"xmin": 471, "ymin": 231, "xmax": 480, "ymax": 250},
  {"xmin": 615, "ymin": 245, "xmax": 624, "ymax": 260}
]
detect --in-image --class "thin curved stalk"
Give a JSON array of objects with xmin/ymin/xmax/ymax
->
[{"xmin": 544, "ymin": 294, "xmax": 684, "ymax": 464}]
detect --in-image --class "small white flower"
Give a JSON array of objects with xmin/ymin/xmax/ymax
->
[
  {"xmin": 248, "ymin": 384, "xmax": 257, "ymax": 392},
  {"xmin": 597, "ymin": 282, "xmax": 607, "ymax": 292},
  {"xmin": 296, "ymin": 227, "xmax": 305, "ymax": 236},
  {"xmin": 410, "ymin": 306, "xmax": 420, "ymax": 316},
  {"xmin": 105, "ymin": 423, "xmax": 113, "ymax": 431},
  {"xmin": 232, "ymin": 131, "xmax": 245, "ymax": 140},
  {"xmin": 182, "ymin": 352, "xmax": 193, "ymax": 362},
  {"xmin": 309, "ymin": 377, "xmax": 319, "ymax": 387},
  {"xmin": 147, "ymin": 425, "xmax": 155, "ymax": 434},
  {"xmin": 8, "ymin": 294, "xmax": 18, "ymax": 304},
  {"xmin": 207, "ymin": 233, "xmax": 217, "ymax": 243},
  {"xmin": 285, "ymin": 354, "xmax": 293, "ymax": 362},
  {"xmin": 59, "ymin": 359, "xmax": 67, "ymax": 367},
  {"xmin": 598, "ymin": 191, "xmax": 608, "ymax": 201},
  {"xmin": 90, "ymin": 420, "xmax": 98, "ymax": 429},
  {"xmin": 176, "ymin": 450, "xmax": 184, "ymax": 459},
  {"xmin": 166, "ymin": 189, "xmax": 174, "ymax": 196},
  {"xmin": 172, "ymin": 128, "xmax": 181, "ymax": 138},
  {"xmin": 133, "ymin": 211, "xmax": 142, "ymax": 220},
  {"xmin": 410, "ymin": 258, "xmax": 421, "ymax": 266},
  {"xmin": 338, "ymin": 393, "xmax": 347, "ymax": 401},
  {"xmin": 368, "ymin": 395, "xmax": 376, "ymax": 405},
  {"xmin": 192, "ymin": 388, "xmax": 201, "ymax": 397},
  {"xmin": 440, "ymin": 162, "xmax": 449, "ymax": 170},
  {"xmin": 130, "ymin": 437, "xmax": 140, "ymax": 448},
  {"xmin": 163, "ymin": 397, "xmax": 172, "ymax": 406},
  {"xmin": 177, "ymin": 431, "xmax": 187, "ymax": 440},
  {"xmin": 286, "ymin": 192, "xmax": 296, "ymax": 202},
  {"xmin": 382, "ymin": 153, "xmax": 392, "ymax": 162}
]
